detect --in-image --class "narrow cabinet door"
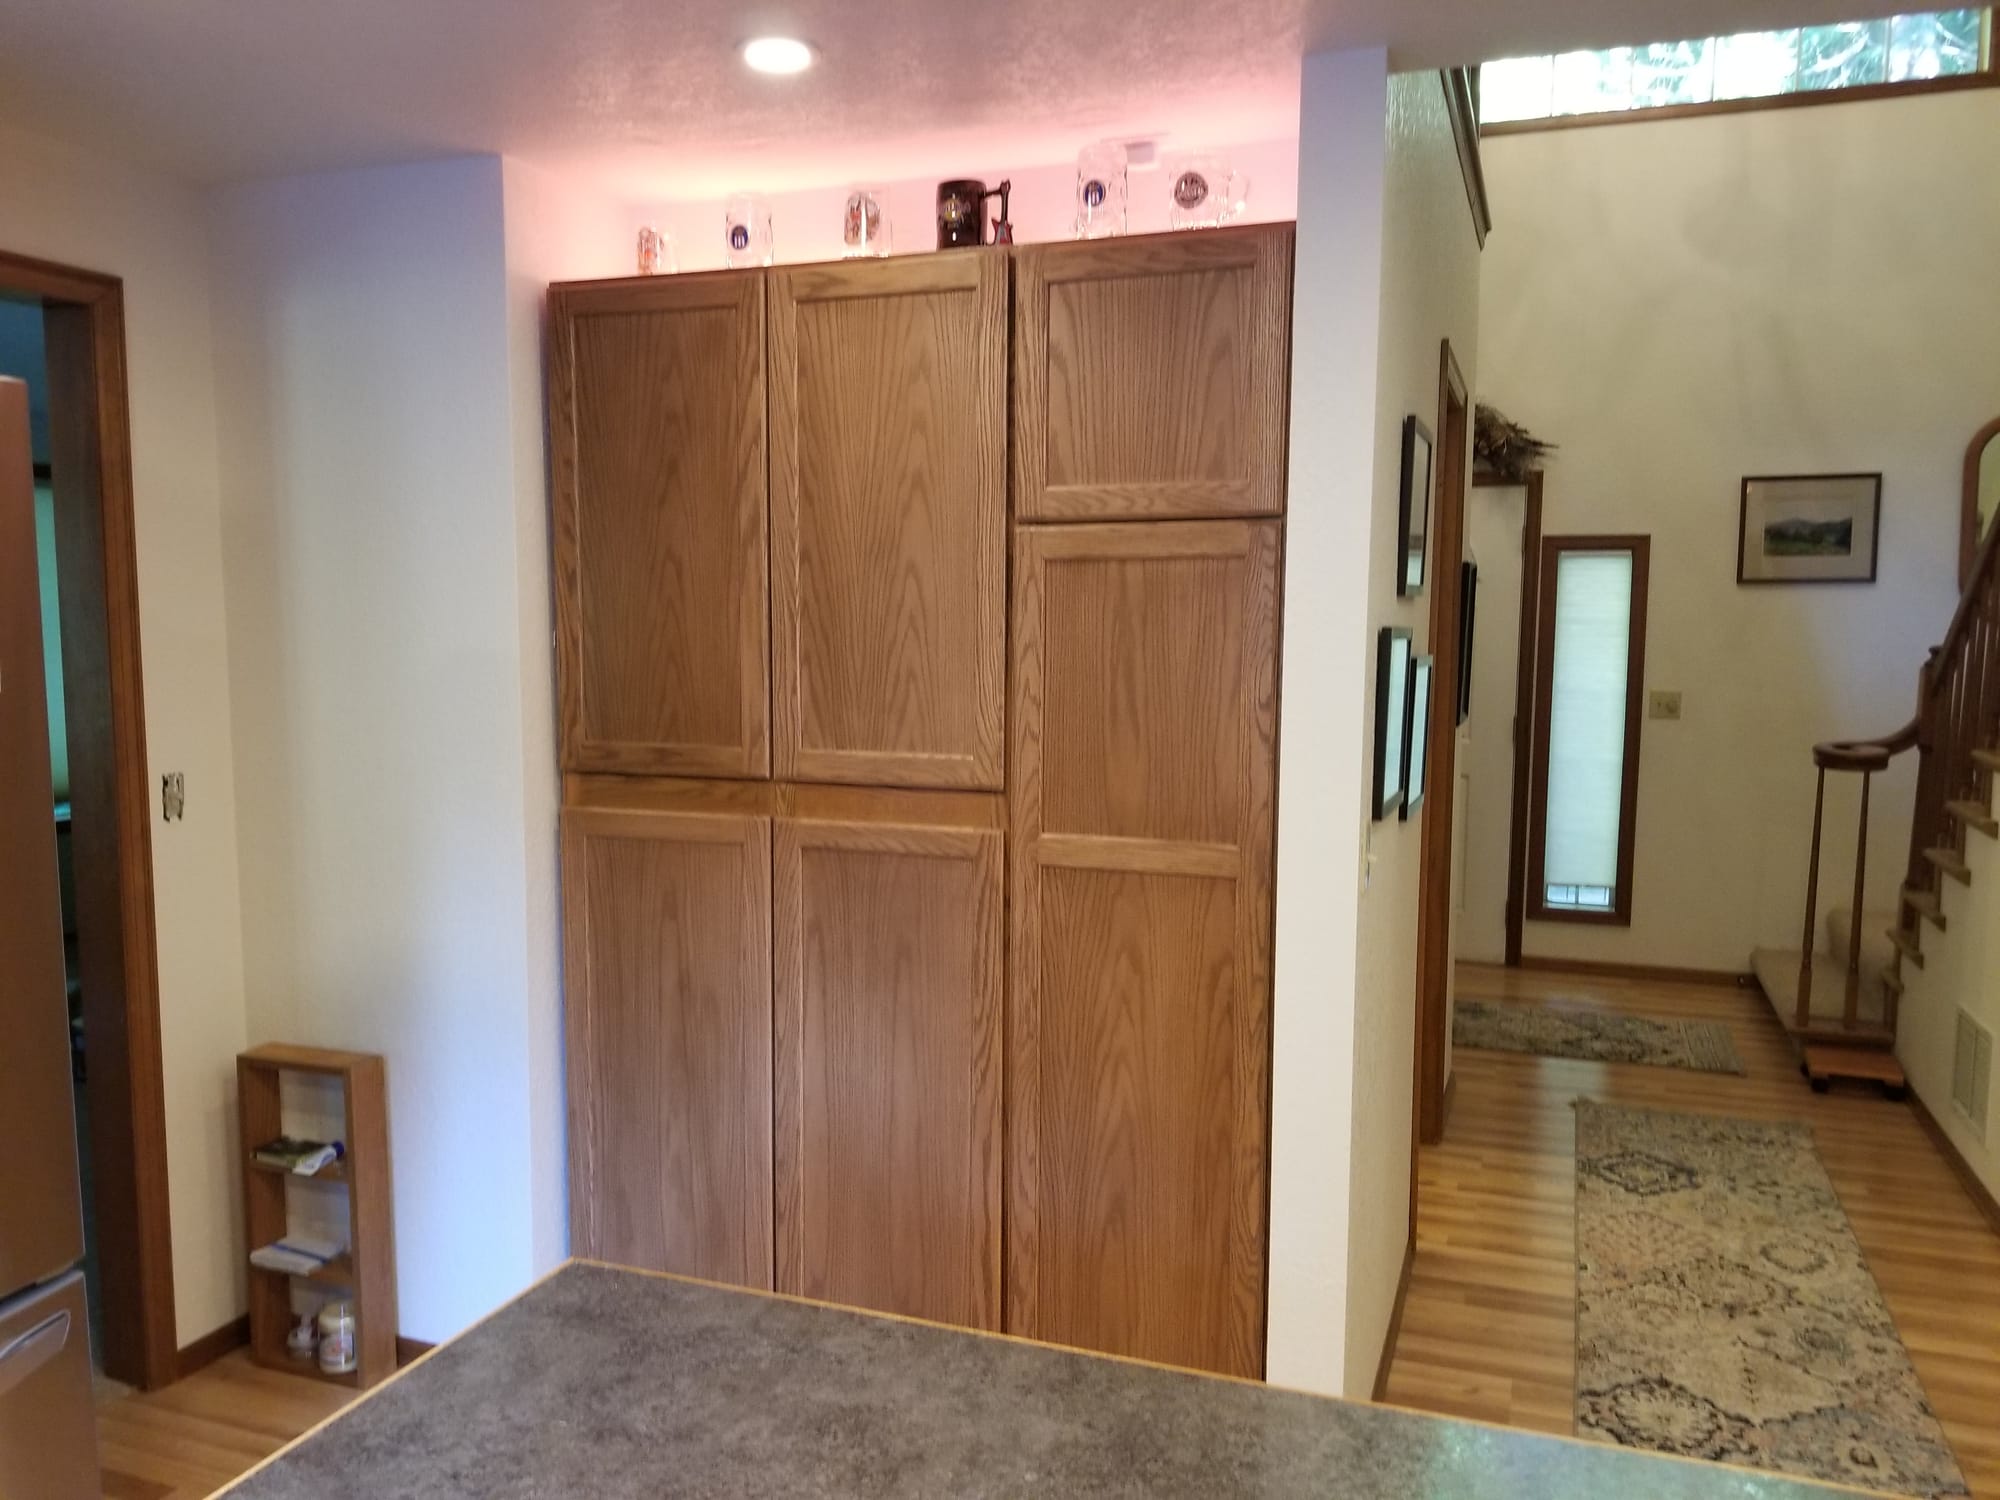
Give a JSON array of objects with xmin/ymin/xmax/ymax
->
[
  {"xmin": 1014, "ymin": 225, "xmax": 1293, "ymax": 521},
  {"xmin": 773, "ymin": 791, "xmax": 1003, "ymax": 1329},
  {"xmin": 1009, "ymin": 520, "xmax": 1280, "ymax": 1379},
  {"xmin": 563, "ymin": 801, "xmax": 773, "ymax": 1288},
  {"xmin": 769, "ymin": 252, "xmax": 1006, "ymax": 789},
  {"xmin": 549, "ymin": 273, "xmax": 770, "ymax": 777}
]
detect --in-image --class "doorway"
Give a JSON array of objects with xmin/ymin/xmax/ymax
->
[{"xmin": 0, "ymin": 251, "xmax": 177, "ymax": 1390}]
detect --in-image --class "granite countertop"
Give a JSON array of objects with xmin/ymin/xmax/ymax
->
[{"xmin": 224, "ymin": 1261, "xmax": 1859, "ymax": 1499}]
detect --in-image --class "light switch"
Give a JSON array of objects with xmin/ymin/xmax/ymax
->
[{"xmin": 1648, "ymin": 690, "xmax": 1683, "ymax": 722}]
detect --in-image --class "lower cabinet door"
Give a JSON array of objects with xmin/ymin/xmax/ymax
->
[
  {"xmin": 562, "ymin": 802, "xmax": 773, "ymax": 1288},
  {"xmin": 772, "ymin": 792, "xmax": 1003, "ymax": 1329}
]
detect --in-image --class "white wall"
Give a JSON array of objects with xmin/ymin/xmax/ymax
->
[
  {"xmin": 1900, "ymin": 813, "xmax": 2000, "ymax": 1204},
  {"xmin": 628, "ymin": 140, "xmax": 1298, "ymax": 271},
  {"xmin": 1, "ymin": 123, "xmax": 252, "ymax": 1345},
  {"xmin": 1474, "ymin": 88, "xmax": 2000, "ymax": 973},
  {"xmin": 1459, "ymin": 484, "xmax": 1528, "ymax": 962},
  {"xmin": 1267, "ymin": 55, "xmax": 1481, "ymax": 1398},
  {"xmin": 212, "ymin": 155, "xmax": 620, "ymax": 1340}
]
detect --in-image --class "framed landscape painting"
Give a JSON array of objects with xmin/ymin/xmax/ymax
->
[{"xmin": 1737, "ymin": 473, "xmax": 1882, "ymax": 585}]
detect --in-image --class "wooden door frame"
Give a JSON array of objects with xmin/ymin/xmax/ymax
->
[
  {"xmin": 1501, "ymin": 472, "xmax": 1545, "ymax": 966},
  {"xmin": 1413, "ymin": 341, "xmax": 1470, "ymax": 1154},
  {"xmin": 1, "ymin": 249, "xmax": 178, "ymax": 1389}
]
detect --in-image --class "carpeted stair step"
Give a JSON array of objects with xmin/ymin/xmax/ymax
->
[
  {"xmin": 1923, "ymin": 846, "xmax": 1972, "ymax": 885},
  {"xmin": 1904, "ymin": 886, "xmax": 1947, "ymax": 931},
  {"xmin": 1749, "ymin": 947, "xmax": 1893, "ymax": 1045},
  {"xmin": 1945, "ymin": 799, "xmax": 1998, "ymax": 837},
  {"xmin": 1885, "ymin": 926, "xmax": 1925, "ymax": 969}
]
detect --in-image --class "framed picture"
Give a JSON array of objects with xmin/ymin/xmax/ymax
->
[
  {"xmin": 1373, "ymin": 627, "xmax": 1413, "ymax": 820},
  {"xmin": 1736, "ymin": 473, "xmax": 1882, "ymax": 585},
  {"xmin": 1398, "ymin": 416, "xmax": 1434, "ymax": 597},
  {"xmin": 1455, "ymin": 561, "xmax": 1478, "ymax": 725},
  {"xmin": 1401, "ymin": 654, "xmax": 1434, "ymax": 822}
]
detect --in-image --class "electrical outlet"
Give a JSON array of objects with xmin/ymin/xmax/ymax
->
[
  {"xmin": 1648, "ymin": 690, "xmax": 1683, "ymax": 722},
  {"xmin": 161, "ymin": 772, "xmax": 185, "ymax": 822}
]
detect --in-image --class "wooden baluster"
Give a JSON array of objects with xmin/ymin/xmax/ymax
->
[
  {"xmin": 1845, "ymin": 770, "xmax": 1870, "ymax": 1032},
  {"xmin": 1798, "ymin": 767, "xmax": 1826, "ymax": 1032}
]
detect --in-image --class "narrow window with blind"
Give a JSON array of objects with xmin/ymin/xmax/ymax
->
[{"xmin": 1526, "ymin": 536, "xmax": 1650, "ymax": 925}]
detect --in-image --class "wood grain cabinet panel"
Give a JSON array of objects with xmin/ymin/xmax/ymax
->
[
  {"xmin": 773, "ymin": 794, "xmax": 1002, "ymax": 1330},
  {"xmin": 770, "ymin": 252, "xmax": 1006, "ymax": 790},
  {"xmin": 1013, "ymin": 226, "xmax": 1293, "ymax": 522},
  {"xmin": 1009, "ymin": 520, "xmax": 1280, "ymax": 1379},
  {"xmin": 549, "ymin": 274, "xmax": 770, "ymax": 778},
  {"xmin": 562, "ymin": 802, "xmax": 773, "ymax": 1289}
]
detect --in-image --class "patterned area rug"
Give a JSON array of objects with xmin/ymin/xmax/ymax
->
[
  {"xmin": 1574, "ymin": 1103, "xmax": 1968, "ymax": 1498},
  {"xmin": 1454, "ymin": 998, "xmax": 1744, "ymax": 1074}
]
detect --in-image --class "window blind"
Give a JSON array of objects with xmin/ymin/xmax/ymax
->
[{"xmin": 1542, "ymin": 551, "xmax": 1633, "ymax": 901}]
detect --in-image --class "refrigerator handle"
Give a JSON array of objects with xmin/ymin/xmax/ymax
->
[{"xmin": 0, "ymin": 1309, "xmax": 72, "ymax": 1401}]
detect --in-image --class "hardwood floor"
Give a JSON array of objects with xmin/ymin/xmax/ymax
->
[
  {"xmin": 1383, "ymin": 962, "xmax": 2000, "ymax": 1497},
  {"xmin": 96, "ymin": 1350, "xmax": 354, "ymax": 1499}
]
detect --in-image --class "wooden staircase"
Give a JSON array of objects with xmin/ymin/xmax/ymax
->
[{"xmin": 1754, "ymin": 507, "xmax": 2000, "ymax": 1090}]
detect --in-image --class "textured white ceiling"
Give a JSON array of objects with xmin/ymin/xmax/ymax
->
[{"xmin": 0, "ymin": 0, "xmax": 1907, "ymax": 195}]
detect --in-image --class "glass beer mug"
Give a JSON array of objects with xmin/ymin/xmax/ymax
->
[
  {"xmin": 1074, "ymin": 142, "xmax": 1128, "ymax": 239},
  {"xmin": 1164, "ymin": 151, "xmax": 1250, "ymax": 230},
  {"xmin": 724, "ymin": 193, "xmax": 774, "ymax": 268}
]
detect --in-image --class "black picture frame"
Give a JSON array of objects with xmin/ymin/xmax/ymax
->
[
  {"xmin": 1456, "ymin": 560, "xmax": 1478, "ymax": 725},
  {"xmin": 1735, "ymin": 472, "xmax": 1882, "ymax": 585},
  {"xmin": 1398, "ymin": 415, "xmax": 1434, "ymax": 597},
  {"xmin": 1373, "ymin": 627, "xmax": 1413, "ymax": 820},
  {"xmin": 1401, "ymin": 654, "xmax": 1434, "ymax": 822}
]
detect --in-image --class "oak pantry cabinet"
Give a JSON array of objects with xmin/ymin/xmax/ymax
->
[{"xmin": 550, "ymin": 223, "xmax": 1293, "ymax": 1380}]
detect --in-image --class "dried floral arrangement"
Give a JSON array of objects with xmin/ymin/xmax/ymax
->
[{"xmin": 1474, "ymin": 404, "xmax": 1557, "ymax": 481}]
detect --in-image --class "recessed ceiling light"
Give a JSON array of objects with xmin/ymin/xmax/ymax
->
[{"xmin": 742, "ymin": 37, "xmax": 814, "ymax": 75}]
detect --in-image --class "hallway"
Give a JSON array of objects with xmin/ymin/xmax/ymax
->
[{"xmin": 1382, "ymin": 963, "xmax": 2000, "ymax": 1496}]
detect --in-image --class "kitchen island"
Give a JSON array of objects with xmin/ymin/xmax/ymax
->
[{"xmin": 224, "ymin": 1261, "xmax": 1858, "ymax": 1499}]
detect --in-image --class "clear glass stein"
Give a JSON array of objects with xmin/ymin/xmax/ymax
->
[
  {"xmin": 1074, "ymin": 142, "xmax": 1128, "ymax": 239},
  {"xmin": 724, "ymin": 194, "xmax": 774, "ymax": 268},
  {"xmin": 842, "ymin": 186, "xmax": 891, "ymax": 258},
  {"xmin": 1164, "ymin": 151, "xmax": 1250, "ymax": 230}
]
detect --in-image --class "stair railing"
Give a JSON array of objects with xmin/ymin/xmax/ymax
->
[{"xmin": 1803, "ymin": 512, "xmax": 2000, "ymax": 1035}]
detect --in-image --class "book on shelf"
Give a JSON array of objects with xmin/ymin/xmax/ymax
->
[
  {"xmin": 249, "ymin": 1234, "xmax": 349, "ymax": 1277},
  {"xmin": 252, "ymin": 1135, "xmax": 346, "ymax": 1176}
]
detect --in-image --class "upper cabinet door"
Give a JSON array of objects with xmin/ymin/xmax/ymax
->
[
  {"xmin": 1014, "ymin": 225, "xmax": 1294, "ymax": 522},
  {"xmin": 549, "ymin": 274, "xmax": 770, "ymax": 778},
  {"xmin": 1008, "ymin": 519, "xmax": 1280, "ymax": 1380},
  {"xmin": 769, "ymin": 252, "xmax": 1006, "ymax": 790}
]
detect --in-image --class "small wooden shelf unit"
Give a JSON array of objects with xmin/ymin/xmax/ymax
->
[{"xmin": 237, "ymin": 1044, "xmax": 396, "ymax": 1388}]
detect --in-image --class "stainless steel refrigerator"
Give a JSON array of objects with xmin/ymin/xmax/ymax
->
[{"xmin": 0, "ymin": 374, "xmax": 100, "ymax": 1497}]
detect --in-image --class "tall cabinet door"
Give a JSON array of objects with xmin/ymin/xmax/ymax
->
[
  {"xmin": 563, "ymin": 796, "xmax": 773, "ymax": 1288},
  {"xmin": 1008, "ymin": 520, "xmax": 1280, "ymax": 1379},
  {"xmin": 549, "ymin": 273, "xmax": 770, "ymax": 778},
  {"xmin": 1014, "ymin": 225, "xmax": 1292, "ymax": 521},
  {"xmin": 769, "ymin": 252, "xmax": 1006, "ymax": 790},
  {"xmin": 773, "ymin": 789, "xmax": 1002, "ymax": 1330}
]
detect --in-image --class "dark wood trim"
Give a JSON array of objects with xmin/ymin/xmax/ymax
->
[
  {"xmin": 1736, "ymin": 472, "xmax": 1882, "ymax": 586},
  {"xmin": 1414, "ymin": 342, "xmax": 1470, "ymax": 1153},
  {"xmin": 1372, "ymin": 1235, "xmax": 1417, "ymax": 1402},
  {"xmin": 1908, "ymin": 1087, "xmax": 2000, "ymax": 1238},
  {"xmin": 1442, "ymin": 69, "xmax": 1492, "ymax": 248},
  {"xmin": 1503, "ymin": 473, "xmax": 1544, "ymax": 967},
  {"xmin": 1502, "ymin": 956, "xmax": 1755, "ymax": 989},
  {"xmin": 1481, "ymin": 69, "xmax": 2000, "ymax": 139},
  {"xmin": 1963, "ymin": 415, "xmax": 2000, "ymax": 590},
  {"xmin": 397, "ymin": 1336, "xmax": 437, "ymax": 1367},
  {"xmin": 1524, "ymin": 534, "xmax": 1649, "ymax": 929},
  {"xmin": 175, "ymin": 1314, "xmax": 249, "ymax": 1379},
  {"xmin": 1, "ymin": 250, "xmax": 177, "ymax": 1390},
  {"xmin": 1440, "ymin": 1069, "xmax": 1458, "ymax": 1131}
]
